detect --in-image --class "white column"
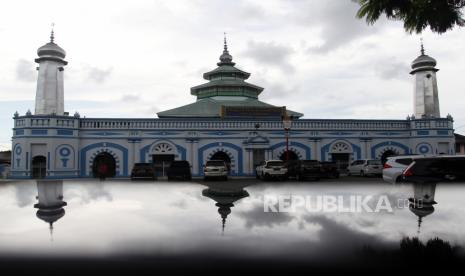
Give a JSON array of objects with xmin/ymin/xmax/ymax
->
[{"xmin": 192, "ymin": 140, "xmax": 199, "ymax": 175}]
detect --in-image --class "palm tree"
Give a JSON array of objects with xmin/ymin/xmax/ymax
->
[{"xmin": 355, "ymin": 0, "xmax": 465, "ymax": 34}]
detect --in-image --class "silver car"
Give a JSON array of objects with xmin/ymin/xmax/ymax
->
[
  {"xmin": 347, "ymin": 159, "xmax": 382, "ymax": 176},
  {"xmin": 203, "ymin": 160, "xmax": 229, "ymax": 180}
]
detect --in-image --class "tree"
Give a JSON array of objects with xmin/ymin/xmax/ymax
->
[{"xmin": 355, "ymin": 0, "xmax": 465, "ymax": 34}]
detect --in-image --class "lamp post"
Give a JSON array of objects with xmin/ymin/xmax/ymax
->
[{"xmin": 282, "ymin": 115, "xmax": 292, "ymax": 161}]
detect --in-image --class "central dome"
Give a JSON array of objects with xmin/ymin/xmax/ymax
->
[{"xmin": 411, "ymin": 54, "xmax": 436, "ymax": 69}]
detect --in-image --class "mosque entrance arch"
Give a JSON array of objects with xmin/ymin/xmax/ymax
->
[
  {"xmin": 279, "ymin": 150, "xmax": 299, "ymax": 161},
  {"xmin": 380, "ymin": 150, "xmax": 397, "ymax": 165},
  {"xmin": 210, "ymin": 151, "xmax": 232, "ymax": 171},
  {"xmin": 92, "ymin": 152, "xmax": 116, "ymax": 179},
  {"xmin": 32, "ymin": 155, "xmax": 47, "ymax": 179},
  {"xmin": 151, "ymin": 142, "xmax": 176, "ymax": 177},
  {"xmin": 330, "ymin": 142, "xmax": 352, "ymax": 170}
]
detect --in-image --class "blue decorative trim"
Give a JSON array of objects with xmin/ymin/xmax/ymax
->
[
  {"xmin": 269, "ymin": 141, "xmax": 311, "ymax": 159},
  {"xmin": 79, "ymin": 142, "xmax": 128, "ymax": 177},
  {"xmin": 201, "ymin": 131, "xmax": 240, "ymax": 136},
  {"xmin": 325, "ymin": 132, "xmax": 355, "ymax": 136},
  {"xmin": 57, "ymin": 129, "xmax": 74, "ymax": 136},
  {"xmin": 87, "ymin": 132, "xmax": 124, "ymax": 136},
  {"xmin": 416, "ymin": 142, "xmax": 433, "ymax": 154},
  {"xmin": 31, "ymin": 129, "xmax": 48, "ymax": 135},
  {"xmin": 15, "ymin": 129, "xmax": 24, "ymax": 135},
  {"xmin": 417, "ymin": 130, "xmax": 430, "ymax": 135},
  {"xmin": 139, "ymin": 139, "xmax": 187, "ymax": 162},
  {"xmin": 370, "ymin": 141, "xmax": 410, "ymax": 158},
  {"xmin": 320, "ymin": 139, "xmax": 362, "ymax": 161},
  {"xmin": 146, "ymin": 132, "xmax": 180, "ymax": 136},
  {"xmin": 198, "ymin": 142, "xmax": 243, "ymax": 176},
  {"xmin": 437, "ymin": 130, "xmax": 449, "ymax": 135}
]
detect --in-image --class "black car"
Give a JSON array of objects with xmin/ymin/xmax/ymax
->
[
  {"xmin": 131, "ymin": 163, "xmax": 157, "ymax": 180},
  {"xmin": 167, "ymin": 160, "xmax": 192, "ymax": 180},
  {"xmin": 285, "ymin": 160, "xmax": 321, "ymax": 181},
  {"xmin": 403, "ymin": 155, "xmax": 465, "ymax": 183},
  {"xmin": 319, "ymin": 161, "xmax": 340, "ymax": 179}
]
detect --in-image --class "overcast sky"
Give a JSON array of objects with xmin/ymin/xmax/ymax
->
[{"xmin": 1, "ymin": 0, "xmax": 464, "ymax": 150}]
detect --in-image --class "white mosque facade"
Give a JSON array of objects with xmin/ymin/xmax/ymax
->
[{"xmin": 9, "ymin": 33, "xmax": 456, "ymax": 179}]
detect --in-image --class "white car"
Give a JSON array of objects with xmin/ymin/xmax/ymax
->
[
  {"xmin": 382, "ymin": 155, "xmax": 420, "ymax": 184},
  {"xmin": 203, "ymin": 160, "xmax": 229, "ymax": 180},
  {"xmin": 256, "ymin": 160, "xmax": 288, "ymax": 180},
  {"xmin": 347, "ymin": 159, "xmax": 382, "ymax": 176}
]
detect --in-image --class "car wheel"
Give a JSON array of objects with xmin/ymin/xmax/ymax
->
[{"xmin": 360, "ymin": 171, "xmax": 365, "ymax": 177}]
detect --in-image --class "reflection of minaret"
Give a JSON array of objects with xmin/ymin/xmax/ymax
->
[
  {"xmin": 33, "ymin": 180, "xmax": 67, "ymax": 241},
  {"xmin": 202, "ymin": 182, "xmax": 249, "ymax": 235},
  {"xmin": 408, "ymin": 182, "xmax": 437, "ymax": 235}
]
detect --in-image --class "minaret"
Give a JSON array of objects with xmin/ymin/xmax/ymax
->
[
  {"xmin": 408, "ymin": 182, "xmax": 437, "ymax": 235},
  {"xmin": 33, "ymin": 180, "xmax": 67, "ymax": 240},
  {"xmin": 410, "ymin": 40, "xmax": 440, "ymax": 118},
  {"xmin": 34, "ymin": 26, "xmax": 68, "ymax": 115}
]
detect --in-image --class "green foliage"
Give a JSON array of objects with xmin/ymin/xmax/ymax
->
[{"xmin": 356, "ymin": 0, "xmax": 465, "ymax": 34}]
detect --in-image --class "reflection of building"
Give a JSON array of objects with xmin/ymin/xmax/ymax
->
[
  {"xmin": 202, "ymin": 182, "xmax": 249, "ymax": 234},
  {"xmin": 409, "ymin": 182, "xmax": 437, "ymax": 235},
  {"xmin": 10, "ymin": 31, "xmax": 456, "ymax": 179},
  {"xmin": 33, "ymin": 180, "xmax": 67, "ymax": 238}
]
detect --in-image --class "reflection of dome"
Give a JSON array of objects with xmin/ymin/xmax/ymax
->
[
  {"xmin": 408, "ymin": 182, "xmax": 437, "ymax": 235},
  {"xmin": 202, "ymin": 182, "xmax": 249, "ymax": 234},
  {"xmin": 34, "ymin": 180, "xmax": 67, "ymax": 239},
  {"xmin": 36, "ymin": 208, "xmax": 66, "ymax": 224}
]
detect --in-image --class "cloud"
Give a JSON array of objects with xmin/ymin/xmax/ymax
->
[
  {"xmin": 121, "ymin": 94, "xmax": 140, "ymax": 102},
  {"xmin": 16, "ymin": 59, "xmax": 36, "ymax": 82},
  {"xmin": 374, "ymin": 58, "xmax": 410, "ymax": 80},
  {"xmin": 86, "ymin": 66, "xmax": 113, "ymax": 84},
  {"xmin": 242, "ymin": 40, "xmax": 295, "ymax": 73},
  {"xmin": 238, "ymin": 203, "xmax": 294, "ymax": 229},
  {"xmin": 293, "ymin": 0, "xmax": 387, "ymax": 53}
]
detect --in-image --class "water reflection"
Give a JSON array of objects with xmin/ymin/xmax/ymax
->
[
  {"xmin": 33, "ymin": 180, "xmax": 67, "ymax": 240},
  {"xmin": 201, "ymin": 181, "xmax": 250, "ymax": 234},
  {"xmin": 409, "ymin": 182, "xmax": 437, "ymax": 235}
]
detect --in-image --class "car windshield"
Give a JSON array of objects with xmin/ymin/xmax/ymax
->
[
  {"xmin": 267, "ymin": 161, "xmax": 284, "ymax": 167},
  {"xmin": 206, "ymin": 161, "xmax": 225, "ymax": 166},
  {"xmin": 368, "ymin": 160, "xmax": 382, "ymax": 165}
]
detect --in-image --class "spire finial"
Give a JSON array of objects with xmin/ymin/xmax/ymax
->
[
  {"xmin": 224, "ymin": 32, "xmax": 228, "ymax": 51},
  {"xmin": 49, "ymin": 222, "xmax": 54, "ymax": 242},
  {"xmin": 50, "ymin": 23, "xmax": 55, "ymax": 43},
  {"xmin": 417, "ymin": 216, "xmax": 422, "ymax": 235},
  {"xmin": 420, "ymin": 37, "xmax": 425, "ymax": 55},
  {"xmin": 222, "ymin": 217, "xmax": 226, "ymax": 236}
]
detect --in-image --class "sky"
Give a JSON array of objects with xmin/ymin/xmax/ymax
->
[{"xmin": 1, "ymin": 0, "xmax": 464, "ymax": 151}]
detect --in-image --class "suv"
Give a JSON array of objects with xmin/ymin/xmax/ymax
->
[
  {"xmin": 131, "ymin": 163, "xmax": 157, "ymax": 180},
  {"xmin": 347, "ymin": 159, "xmax": 382, "ymax": 176},
  {"xmin": 403, "ymin": 155, "xmax": 465, "ymax": 183},
  {"xmin": 382, "ymin": 155, "xmax": 421, "ymax": 184},
  {"xmin": 256, "ymin": 160, "xmax": 288, "ymax": 180},
  {"xmin": 167, "ymin": 160, "xmax": 192, "ymax": 181},
  {"xmin": 203, "ymin": 160, "xmax": 229, "ymax": 180},
  {"xmin": 286, "ymin": 160, "xmax": 321, "ymax": 181}
]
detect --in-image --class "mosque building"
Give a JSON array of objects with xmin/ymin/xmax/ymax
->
[{"xmin": 9, "ymin": 31, "xmax": 456, "ymax": 179}]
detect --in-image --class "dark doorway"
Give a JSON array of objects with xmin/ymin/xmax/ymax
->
[
  {"xmin": 253, "ymin": 149, "xmax": 265, "ymax": 168},
  {"xmin": 279, "ymin": 150, "xmax": 299, "ymax": 161},
  {"xmin": 210, "ymin": 151, "xmax": 231, "ymax": 171},
  {"xmin": 381, "ymin": 150, "xmax": 397, "ymax": 164},
  {"xmin": 92, "ymin": 152, "xmax": 116, "ymax": 178},
  {"xmin": 32, "ymin": 155, "xmax": 46, "ymax": 179},
  {"xmin": 331, "ymin": 153, "xmax": 350, "ymax": 170},
  {"xmin": 153, "ymin": 154, "xmax": 175, "ymax": 177}
]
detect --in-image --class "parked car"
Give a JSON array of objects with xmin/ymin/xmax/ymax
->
[
  {"xmin": 167, "ymin": 160, "xmax": 192, "ymax": 181},
  {"xmin": 130, "ymin": 163, "xmax": 157, "ymax": 180},
  {"xmin": 382, "ymin": 155, "xmax": 421, "ymax": 184},
  {"xmin": 256, "ymin": 160, "xmax": 288, "ymax": 180},
  {"xmin": 203, "ymin": 160, "xmax": 229, "ymax": 180},
  {"xmin": 285, "ymin": 160, "xmax": 321, "ymax": 181},
  {"xmin": 319, "ymin": 161, "xmax": 340, "ymax": 178},
  {"xmin": 347, "ymin": 159, "xmax": 382, "ymax": 176},
  {"xmin": 403, "ymin": 155, "xmax": 465, "ymax": 183}
]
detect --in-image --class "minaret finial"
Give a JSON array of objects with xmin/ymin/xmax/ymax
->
[
  {"xmin": 222, "ymin": 217, "xmax": 225, "ymax": 236},
  {"xmin": 420, "ymin": 37, "xmax": 425, "ymax": 55},
  {"xmin": 224, "ymin": 32, "xmax": 228, "ymax": 52},
  {"xmin": 49, "ymin": 222, "xmax": 54, "ymax": 242},
  {"xmin": 50, "ymin": 23, "xmax": 55, "ymax": 43},
  {"xmin": 417, "ymin": 216, "xmax": 422, "ymax": 235}
]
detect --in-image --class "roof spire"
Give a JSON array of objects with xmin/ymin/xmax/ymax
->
[
  {"xmin": 420, "ymin": 37, "xmax": 425, "ymax": 55},
  {"xmin": 50, "ymin": 22, "xmax": 55, "ymax": 43},
  {"xmin": 224, "ymin": 32, "xmax": 228, "ymax": 52}
]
